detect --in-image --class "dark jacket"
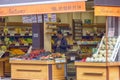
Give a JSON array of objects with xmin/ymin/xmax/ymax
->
[{"xmin": 53, "ymin": 37, "xmax": 68, "ymax": 53}]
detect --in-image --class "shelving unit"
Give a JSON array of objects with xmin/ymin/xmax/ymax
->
[
  {"xmin": 67, "ymin": 62, "xmax": 76, "ymax": 79},
  {"xmin": 46, "ymin": 22, "xmax": 70, "ymax": 35},
  {"xmin": 0, "ymin": 22, "xmax": 32, "ymax": 77},
  {"xmin": 0, "ymin": 22, "xmax": 32, "ymax": 50},
  {"xmin": 73, "ymin": 19, "xmax": 83, "ymax": 40}
]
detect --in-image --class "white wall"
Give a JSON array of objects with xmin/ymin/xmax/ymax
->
[{"xmin": 94, "ymin": 16, "xmax": 106, "ymax": 23}]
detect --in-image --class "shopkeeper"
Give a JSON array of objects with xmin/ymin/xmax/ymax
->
[{"xmin": 53, "ymin": 31, "xmax": 68, "ymax": 53}]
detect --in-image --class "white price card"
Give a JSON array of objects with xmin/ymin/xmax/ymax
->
[
  {"xmin": 21, "ymin": 34, "xmax": 25, "ymax": 36},
  {"xmin": 29, "ymin": 34, "xmax": 32, "ymax": 36},
  {"xmin": 33, "ymin": 33, "xmax": 38, "ymax": 37},
  {"xmin": 20, "ymin": 34, "xmax": 25, "ymax": 36},
  {"xmin": 70, "ymin": 56, "xmax": 75, "ymax": 61},
  {"xmin": 24, "ymin": 43, "xmax": 28, "ymax": 46},
  {"xmin": 15, "ymin": 43, "xmax": 20, "ymax": 46},
  {"xmin": 108, "ymin": 28, "xmax": 115, "ymax": 37},
  {"xmin": 10, "ymin": 34, "xmax": 14, "ymax": 36}
]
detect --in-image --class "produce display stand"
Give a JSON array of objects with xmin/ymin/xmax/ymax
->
[
  {"xmin": 0, "ymin": 57, "xmax": 9, "ymax": 77},
  {"xmin": 10, "ymin": 60, "xmax": 66, "ymax": 80},
  {"xmin": 75, "ymin": 62, "xmax": 120, "ymax": 80}
]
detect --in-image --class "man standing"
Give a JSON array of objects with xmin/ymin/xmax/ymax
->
[{"xmin": 53, "ymin": 31, "xmax": 68, "ymax": 53}]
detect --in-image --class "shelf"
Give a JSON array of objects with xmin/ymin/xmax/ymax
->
[
  {"xmin": 83, "ymin": 23, "xmax": 105, "ymax": 28},
  {"xmin": 47, "ymin": 27, "xmax": 57, "ymax": 30},
  {"xmin": 46, "ymin": 32, "xmax": 56, "ymax": 34},
  {"xmin": 75, "ymin": 32, "xmax": 82, "ymax": 34},
  {"xmin": 79, "ymin": 44, "xmax": 97, "ymax": 46},
  {"xmin": 46, "ymin": 22, "xmax": 69, "ymax": 27},
  {"xmin": 75, "ymin": 28, "xmax": 82, "ymax": 30},
  {"xmin": 0, "ymin": 22, "xmax": 32, "ymax": 27},
  {"xmin": 9, "ymin": 44, "xmax": 31, "ymax": 48},
  {"xmin": 0, "ymin": 34, "xmax": 32, "ymax": 37}
]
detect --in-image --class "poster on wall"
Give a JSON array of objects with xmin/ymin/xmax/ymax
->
[
  {"xmin": 44, "ymin": 14, "xmax": 49, "ymax": 22},
  {"xmin": 22, "ymin": 15, "xmax": 43, "ymax": 23},
  {"xmin": 22, "ymin": 15, "xmax": 37, "ymax": 23},
  {"xmin": 37, "ymin": 14, "xmax": 43, "ymax": 23},
  {"xmin": 51, "ymin": 13, "xmax": 57, "ymax": 22},
  {"xmin": 31, "ymin": 15, "xmax": 37, "ymax": 23}
]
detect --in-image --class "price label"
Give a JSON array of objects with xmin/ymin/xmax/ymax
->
[
  {"xmin": 70, "ymin": 56, "xmax": 75, "ymax": 61},
  {"xmin": 15, "ymin": 43, "xmax": 20, "ymax": 46},
  {"xmin": 29, "ymin": 34, "xmax": 32, "ymax": 36},
  {"xmin": 21, "ymin": 34, "xmax": 25, "ymax": 36},
  {"xmin": 10, "ymin": 34, "xmax": 14, "ymax": 36},
  {"xmin": 24, "ymin": 43, "xmax": 28, "ymax": 46}
]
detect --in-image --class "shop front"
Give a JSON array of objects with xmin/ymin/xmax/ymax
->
[
  {"xmin": 0, "ymin": 0, "xmax": 88, "ymax": 80},
  {"xmin": 75, "ymin": 0, "xmax": 120, "ymax": 80}
]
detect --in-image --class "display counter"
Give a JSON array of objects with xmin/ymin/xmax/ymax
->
[
  {"xmin": 10, "ymin": 60, "xmax": 66, "ymax": 80},
  {"xmin": 75, "ymin": 62, "xmax": 120, "ymax": 80},
  {"xmin": 0, "ymin": 57, "xmax": 9, "ymax": 77}
]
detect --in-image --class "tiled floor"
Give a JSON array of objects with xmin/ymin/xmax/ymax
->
[{"xmin": 0, "ymin": 78, "xmax": 11, "ymax": 80}]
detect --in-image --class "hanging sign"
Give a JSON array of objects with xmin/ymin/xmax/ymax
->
[
  {"xmin": 95, "ymin": 6, "xmax": 120, "ymax": 17},
  {"xmin": 0, "ymin": 1, "xmax": 86, "ymax": 16}
]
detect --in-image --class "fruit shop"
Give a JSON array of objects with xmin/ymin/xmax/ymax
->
[{"xmin": 0, "ymin": 0, "xmax": 119, "ymax": 80}]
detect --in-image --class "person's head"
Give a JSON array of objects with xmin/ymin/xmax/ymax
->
[{"xmin": 56, "ymin": 31, "xmax": 63, "ymax": 39}]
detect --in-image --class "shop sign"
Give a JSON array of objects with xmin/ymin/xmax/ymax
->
[
  {"xmin": 0, "ymin": 2, "xmax": 86, "ymax": 16},
  {"xmin": 95, "ymin": 6, "xmax": 120, "ymax": 17}
]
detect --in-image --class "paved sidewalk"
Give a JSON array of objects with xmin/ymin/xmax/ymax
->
[{"xmin": 0, "ymin": 78, "xmax": 11, "ymax": 80}]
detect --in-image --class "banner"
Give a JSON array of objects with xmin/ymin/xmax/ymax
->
[{"xmin": 0, "ymin": 2, "xmax": 86, "ymax": 16}]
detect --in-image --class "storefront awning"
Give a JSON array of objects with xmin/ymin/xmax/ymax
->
[{"xmin": 0, "ymin": 0, "xmax": 87, "ymax": 16}]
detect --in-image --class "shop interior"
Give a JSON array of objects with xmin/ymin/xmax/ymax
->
[{"xmin": 0, "ymin": 10, "xmax": 106, "ymax": 79}]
